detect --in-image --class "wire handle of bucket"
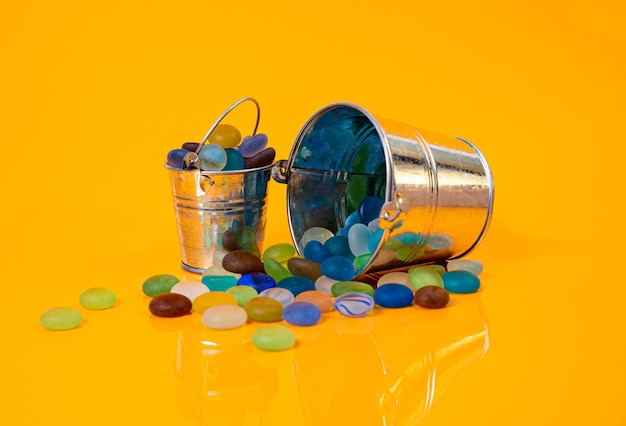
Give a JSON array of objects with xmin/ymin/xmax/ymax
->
[{"xmin": 194, "ymin": 96, "xmax": 261, "ymax": 155}]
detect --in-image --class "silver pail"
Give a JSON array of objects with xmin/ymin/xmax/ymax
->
[
  {"xmin": 272, "ymin": 102, "xmax": 494, "ymax": 281},
  {"xmin": 167, "ymin": 97, "xmax": 271, "ymax": 274}
]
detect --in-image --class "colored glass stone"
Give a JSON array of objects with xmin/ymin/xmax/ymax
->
[
  {"xmin": 226, "ymin": 285, "xmax": 258, "ymax": 306},
  {"xmin": 414, "ymin": 285, "xmax": 450, "ymax": 309},
  {"xmin": 251, "ymin": 325, "xmax": 295, "ymax": 351},
  {"xmin": 243, "ymin": 296, "xmax": 284, "ymax": 322},
  {"xmin": 201, "ymin": 275, "xmax": 238, "ymax": 292},
  {"xmin": 167, "ymin": 149, "xmax": 197, "ymax": 170},
  {"xmin": 201, "ymin": 304, "xmax": 248, "ymax": 330},
  {"xmin": 294, "ymin": 290, "xmax": 333, "ymax": 313},
  {"xmin": 320, "ymin": 256, "xmax": 356, "ymax": 281},
  {"xmin": 198, "ymin": 143, "xmax": 228, "ymax": 171},
  {"xmin": 222, "ymin": 148, "xmax": 245, "ymax": 171},
  {"xmin": 262, "ymin": 243, "xmax": 296, "ymax": 263},
  {"xmin": 303, "ymin": 240, "xmax": 330, "ymax": 264},
  {"xmin": 358, "ymin": 195, "xmax": 384, "ymax": 224},
  {"xmin": 79, "ymin": 287, "xmax": 116, "ymax": 310},
  {"xmin": 282, "ymin": 301, "xmax": 322, "ymax": 326},
  {"xmin": 314, "ymin": 275, "xmax": 338, "ymax": 295},
  {"xmin": 142, "ymin": 274, "xmax": 179, "ymax": 297},
  {"xmin": 259, "ymin": 287, "xmax": 295, "ymax": 307},
  {"xmin": 299, "ymin": 227, "xmax": 334, "ymax": 252},
  {"xmin": 442, "ymin": 270, "xmax": 481, "ymax": 294},
  {"xmin": 377, "ymin": 271, "xmax": 412, "ymax": 289},
  {"xmin": 192, "ymin": 291, "xmax": 238, "ymax": 314},
  {"xmin": 368, "ymin": 228, "xmax": 385, "ymax": 253},
  {"xmin": 276, "ymin": 275, "xmax": 315, "ymax": 297},
  {"xmin": 171, "ymin": 280, "xmax": 210, "ymax": 302},
  {"xmin": 408, "ymin": 266, "xmax": 444, "ymax": 291},
  {"xmin": 238, "ymin": 272, "xmax": 277, "ymax": 293},
  {"xmin": 374, "ymin": 283, "xmax": 414, "ymax": 308},
  {"xmin": 263, "ymin": 258, "xmax": 293, "ymax": 282},
  {"xmin": 207, "ymin": 124, "xmax": 242, "ymax": 148},
  {"xmin": 331, "ymin": 281, "xmax": 375, "ymax": 297},
  {"xmin": 348, "ymin": 223, "xmax": 372, "ymax": 257},
  {"xmin": 353, "ymin": 253, "xmax": 372, "ymax": 271},
  {"xmin": 238, "ymin": 133, "xmax": 268, "ymax": 157},
  {"xmin": 149, "ymin": 293, "xmax": 192, "ymax": 317},
  {"xmin": 446, "ymin": 259, "xmax": 484, "ymax": 276},
  {"xmin": 324, "ymin": 236, "xmax": 354, "ymax": 261},
  {"xmin": 425, "ymin": 233, "xmax": 454, "ymax": 250},
  {"xmin": 222, "ymin": 250, "xmax": 265, "ymax": 274},
  {"xmin": 287, "ymin": 257, "xmax": 323, "ymax": 282},
  {"xmin": 40, "ymin": 307, "xmax": 82, "ymax": 331},
  {"xmin": 334, "ymin": 292, "xmax": 374, "ymax": 318},
  {"xmin": 244, "ymin": 147, "xmax": 276, "ymax": 169}
]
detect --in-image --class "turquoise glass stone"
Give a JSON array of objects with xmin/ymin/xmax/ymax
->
[
  {"xmin": 277, "ymin": 275, "xmax": 315, "ymax": 297},
  {"xmin": 320, "ymin": 256, "xmax": 356, "ymax": 281},
  {"xmin": 442, "ymin": 270, "xmax": 481, "ymax": 294},
  {"xmin": 324, "ymin": 236, "xmax": 354, "ymax": 261},
  {"xmin": 198, "ymin": 143, "xmax": 227, "ymax": 171},
  {"xmin": 201, "ymin": 275, "xmax": 238, "ymax": 292},
  {"xmin": 223, "ymin": 148, "xmax": 245, "ymax": 170}
]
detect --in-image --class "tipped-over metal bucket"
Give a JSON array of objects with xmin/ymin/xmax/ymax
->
[{"xmin": 272, "ymin": 103, "xmax": 494, "ymax": 280}]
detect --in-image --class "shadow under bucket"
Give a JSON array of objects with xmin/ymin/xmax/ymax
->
[
  {"xmin": 272, "ymin": 103, "xmax": 494, "ymax": 280},
  {"xmin": 167, "ymin": 164, "xmax": 271, "ymax": 274}
]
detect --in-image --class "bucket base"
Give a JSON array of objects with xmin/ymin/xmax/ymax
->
[{"xmin": 181, "ymin": 262, "xmax": 206, "ymax": 275}]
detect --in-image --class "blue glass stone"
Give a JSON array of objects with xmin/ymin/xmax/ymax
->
[
  {"xmin": 259, "ymin": 287, "xmax": 295, "ymax": 307},
  {"xmin": 373, "ymin": 283, "xmax": 414, "ymax": 308},
  {"xmin": 201, "ymin": 275, "xmax": 238, "ymax": 292},
  {"xmin": 282, "ymin": 301, "xmax": 322, "ymax": 326},
  {"xmin": 222, "ymin": 148, "xmax": 245, "ymax": 170},
  {"xmin": 167, "ymin": 149, "xmax": 197, "ymax": 170},
  {"xmin": 198, "ymin": 143, "xmax": 228, "ymax": 171},
  {"xmin": 238, "ymin": 133, "xmax": 268, "ymax": 157},
  {"xmin": 323, "ymin": 236, "xmax": 354, "ymax": 261},
  {"xmin": 442, "ymin": 270, "xmax": 481, "ymax": 294},
  {"xmin": 358, "ymin": 195, "xmax": 384, "ymax": 224},
  {"xmin": 334, "ymin": 292, "xmax": 374, "ymax": 317},
  {"xmin": 345, "ymin": 210, "xmax": 360, "ymax": 228},
  {"xmin": 368, "ymin": 228, "xmax": 385, "ymax": 253},
  {"xmin": 320, "ymin": 256, "xmax": 356, "ymax": 281},
  {"xmin": 238, "ymin": 272, "xmax": 277, "ymax": 293},
  {"xmin": 303, "ymin": 240, "xmax": 330, "ymax": 264},
  {"xmin": 276, "ymin": 275, "xmax": 316, "ymax": 297},
  {"xmin": 348, "ymin": 223, "xmax": 372, "ymax": 257}
]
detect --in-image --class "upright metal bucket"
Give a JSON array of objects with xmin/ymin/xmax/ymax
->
[
  {"xmin": 167, "ymin": 165, "xmax": 271, "ymax": 274},
  {"xmin": 272, "ymin": 103, "xmax": 494, "ymax": 280}
]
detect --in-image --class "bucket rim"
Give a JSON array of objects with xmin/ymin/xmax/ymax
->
[{"xmin": 164, "ymin": 162, "xmax": 275, "ymax": 175}]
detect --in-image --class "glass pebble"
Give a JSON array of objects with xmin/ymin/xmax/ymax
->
[
  {"xmin": 171, "ymin": 280, "xmax": 210, "ymax": 302},
  {"xmin": 353, "ymin": 253, "xmax": 372, "ymax": 271},
  {"xmin": 208, "ymin": 124, "xmax": 241, "ymax": 148},
  {"xmin": 167, "ymin": 148, "xmax": 197, "ymax": 170},
  {"xmin": 320, "ymin": 256, "xmax": 356, "ymax": 281},
  {"xmin": 414, "ymin": 285, "xmax": 450, "ymax": 309},
  {"xmin": 198, "ymin": 143, "xmax": 228, "ymax": 171},
  {"xmin": 282, "ymin": 301, "xmax": 322, "ymax": 326},
  {"xmin": 367, "ymin": 218, "xmax": 380, "ymax": 232},
  {"xmin": 299, "ymin": 227, "xmax": 334, "ymax": 252},
  {"xmin": 202, "ymin": 304, "xmax": 248, "ymax": 329},
  {"xmin": 410, "ymin": 264, "xmax": 447, "ymax": 276},
  {"xmin": 324, "ymin": 236, "xmax": 354, "ymax": 261},
  {"xmin": 259, "ymin": 287, "xmax": 295, "ymax": 307},
  {"xmin": 238, "ymin": 133, "xmax": 268, "ymax": 157},
  {"xmin": 142, "ymin": 274, "xmax": 179, "ymax": 297},
  {"xmin": 244, "ymin": 147, "xmax": 276, "ymax": 169},
  {"xmin": 181, "ymin": 142, "xmax": 199, "ymax": 151},
  {"xmin": 262, "ymin": 243, "xmax": 296, "ymax": 263},
  {"xmin": 314, "ymin": 275, "xmax": 338, "ymax": 295},
  {"xmin": 303, "ymin": 240, "xmax": 330, "ymax": 264},
  {"xmin": 263, "ymin": 258, "xmax": 293, "ymax": 282},
  {"xmin": 425, "ymin": 233, "xmax": 454, "ymax": 250},
  {"xmin": 446, "ymin": 259, "xmax": 484, "ymax": 276},
  {"xmin": 201, "ymin": 275, "xmax": 238, "ymax": 292},
  {"xmin": 222, "ymin": 250, "xmax": 265, "ymax": 274},
  {"xmin": 408, "ymin": 267, "xmax": 444, "ymax": 291},
  {"xmin": 442, "ymin": 270, "xmax": 481, "ymax": 294},
  {"xmin": 287, "ymin": 257, "xmax": 323, "ymax": 282},
  {"xmin": 294, "ymin": 290, "xmax": 333, "ymax": 313},
  {"xmin": 221, "ymin": 229, "xmax": 241, "ymax": 251},
  {"xmin": 40, "ymin": 307, "xmax": 82, "ymax": 331},
  {"xmin": 376, "ymin": 272, "xmax": 412, "ymax": 289},
  {"xmin": 374, "ymin": 283, "xmax": 414, "ymax": 308},
  {"xmin": 149, "ymin": 293, "xmax": 192, "ymax": 317},
  {"xmin": 238, "ymin": 272, "xmax": 277, "ymax": 293},
  {"xmin": 276, "ymin": 275, "xmax": 315, "ymax": 297},
  {"xmin": 348, "ymin": 223, "xmax": 372, "ymax": 257},
  {"xmin": 251, "ymin": 325, "xmax": 295, "ymax": 351},
  {"xmin": 226, "ymin": 285, "xmax": 258, "ymax": 306},
  {"xmin": 222, "ymin": 148, "xmax": 245, "ymax": 171},
  {"xmin": 79, "ymin": 287, "xmax": 116, "ymax": 310},
  {"xmin": 358, "ymin": 195, "xmax": 384, "ymax": 224},
  {"xmin": 334, "ymin": 292, "xmax": 374, "ymax": 318},
  {"xmin": 368, "ymin": 228, "xmax": 384, "ymax": 253},
  {"xmin": 331, "ymin": 281, "xmax": 375, "ymax": 297},
  {"xmin": 192, "ymin": 291, "xmax": 238, "ymax": 313},
  {"xmin": 243, "ymin": 296, "xmax": 284, "ymax": 322}
]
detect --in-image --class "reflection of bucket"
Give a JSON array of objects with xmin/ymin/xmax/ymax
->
[
  {"xmin": 167, "ymin": 165, "xmax": 271, "ymax": 273},
  {"xmin": 272, "ymin": 103, "xmax": 494, "ymax": 279},
  {"xmin": 167, "ymin": 97, "xmax": 271, "ymax": 274}
]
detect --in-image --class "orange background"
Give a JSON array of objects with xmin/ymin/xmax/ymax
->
[{"xmin": 1, "ymin": 1, "xmax": 625, "ymax": 425}]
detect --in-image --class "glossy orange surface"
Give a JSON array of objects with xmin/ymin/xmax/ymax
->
[{"xmin": 2, "ymin": 1, "xmax": 626, "ymax": 425}]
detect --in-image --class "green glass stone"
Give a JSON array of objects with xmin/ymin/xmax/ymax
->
[
  {"xmin": 79, "ymin": 287, "xmax": 116, "ymax": 310},
  {"xmin": 331, "ymin": 281, "xmax": 375, "ymax": 297},
  {"xmin": 353, "ymin": 253, "xmax": 372, "ymax": 271},
  {"xmin": 251, "ymin": 325, "xmax": 295, "ymax": 351},
  {"xmin": 263, "ymin": 258, "xmax": 293, "ymax": 282},
  {"xmin": 262, "ymin": 243, "xmax": 296, "ymax": 263},
  {"xmin": 243, "ymin": 296, "xmax": 284, "ymax": 322},
  {"xmin": 226, "ymin": 285, "xmax": 259, "ymax": 306},
  {"xmin": 408, "ymin": 267, "xmax": 444, "ymax": 291},
  {"xmin": 40, "ymin": 307, "xmax": 83, "ymax": 331},
  {"xmin": 142, "ymin": 274, "xmax": 180, "ymax": 297}
]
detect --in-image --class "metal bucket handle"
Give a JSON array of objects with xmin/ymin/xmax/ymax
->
[{"xmin": 193, "ymin": 96, "xmax": 261, "ymax": 155}]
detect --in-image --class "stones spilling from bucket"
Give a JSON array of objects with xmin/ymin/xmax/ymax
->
[
  {"xmin": 142, "ymin": 243, "xmax": 483, "ymax": 351},
  {"xmin": 166, "ymin": 124, "xmax": 276, "ymax": 172}
]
